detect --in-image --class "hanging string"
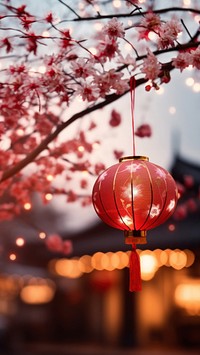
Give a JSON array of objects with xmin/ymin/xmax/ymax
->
[
  {"xmin": 129, "ymin": 77, "xmax": 142, "ymax": 292},
  {"xmin": 129, "ymin": 242, "xmax": 142, "ymax": 291},
  {"xmin": 130, "ymin": 76, "xmax": 136, "ymax": 156}
]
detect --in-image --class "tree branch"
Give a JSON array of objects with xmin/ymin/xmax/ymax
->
[
  {"xmin": 57, "ymin": 6, "xmax": 200, "ymax": 23},
  {"xmin": 0, "ymin": 78, "xmax": 146, "ymax": 183},
  {"xmin": 1, "ymin": 36, "xmax": 200, "ymax": 183}
]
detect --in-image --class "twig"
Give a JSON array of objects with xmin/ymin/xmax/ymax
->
[
  {"xmin": 181, "ymin": 18, "xmax": 193, "ymax": 40},
  {"xmin": 57, "ymin": 0, "xmax": 81, "ymax": 19}
]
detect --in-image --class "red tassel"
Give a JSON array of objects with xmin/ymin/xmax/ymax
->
[{"xmin": 129, "ymin": 243, "xmax": 142, "ymax": 292}]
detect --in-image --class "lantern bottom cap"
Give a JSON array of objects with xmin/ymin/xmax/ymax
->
[{"xmin": 124, "ymin": 230, "xmax": 147, "ymax": 245}]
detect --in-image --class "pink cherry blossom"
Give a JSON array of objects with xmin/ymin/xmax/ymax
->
[
  {"xmin": 141, "ymin": 12, "xmax": 161, "ymax": 31},
  {"xmin": 94, "ymin": 163, "xmax": 106, "ymax": 175},
  {"xmin": 77, "ymin": 81, "xmax": 100, "ymax": 101},
  {"xmin": 141, "ymin": 50, "xmax": 161, "ymax": 80},
  {"xmin": 109, "ymin": 109, "xmax": 121, "ymax": 127},
  {"xmin": 94, "ymin": 69, "xmax": 128, "ymax": 97},
  {"xmin": 113, "ymin": 150, "xmax": 124, "ymax": 160},
  {"xmin": 172, "ymin": 52, "xmax": 191, "ymax": 72},
  {"xmin": 45, "ymin": 12, "xmax": 54, "ymax": 23},
  {"xmin": 20, "ymin": 15, "xmax": 35, "ymax": 30},
  {"xmin": 102, "ymin": 18, "xmax": 125, "ymax": 39},
  {"xmin": 0, "ymin": 38, "xmax": 13, "ymax": 53},
  {"xmin": 135, "ymin": 124, "xmax": 152, "ymax": 137},
  {"xmin": 138, "ymin": 12, "xmax": 161, "ymax": 39},
  {"xmin": 62, "ymin": 240, "xmax": 73, "ymax": 255},
  {"xmin": 45, "ymin": 234, "xmax": 63, "ymax": 253},
  {"xmin": 80, "ymin": 179, "xmax": 88, "ymax": 189},
  {"xmin": 97, "ymin": 36, "xmax": 120, "ymax": 62},
  {"xmin": 190, "ymin": 46, "xmax": 200, "ymax": 69},
  {"xmin": 0, "ymin": 122, "xmax": 5, "ymax": 137},
  {"xmin": 60, "ymin": 29, "xmax": 73, "ymax": 49},
  {"xmin": 81, "ymin": 196, "xmax": 92, "ymax": 207},
  {"xmin": 26, "ymin": 32, "xmax": 39, "ymax": 54},
  {"xmin": 67, "ymin": 190, "xmax": 78, "ymax": 202},
  {"xmin": 71, "ymin": 58, "xmax": 95, "ymax": 79},
  {"xmin": 157, "ymin": 18, "xmax": 182, "ymax": 49}
]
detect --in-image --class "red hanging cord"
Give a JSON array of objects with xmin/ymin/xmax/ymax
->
[
  {"xmin": 130, "ymin": 76, "xmax": 136, "ymax": 156},
  {"xmin": 128, "ymin": 77, "xmax": 142, "ymax": 292},
  {"xmin": 129, "ymin": 243, "xmax": 142, "ymax": 292}
]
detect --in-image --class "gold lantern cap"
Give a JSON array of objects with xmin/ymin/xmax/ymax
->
[
  {"xmin": 124, "ymin": 230, "xmax": 147, "ymax": 245},
  {"xmin": 119, "ymin": 156, "xmax": 149, "ymax": 162}
]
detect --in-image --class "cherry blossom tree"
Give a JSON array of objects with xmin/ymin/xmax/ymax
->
[{"xmin": 0, "ymin": 0, "xmax": 200, "ymax": 232}]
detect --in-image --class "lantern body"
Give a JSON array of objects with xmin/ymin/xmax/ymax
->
[{"xmin": 92, "ymin": 156, "xmax": 178, "ymax": 238}]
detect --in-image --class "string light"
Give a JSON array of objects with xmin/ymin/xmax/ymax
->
[
  {"xmin": 89, "ymin": 47, "xmax": 97, "ymax": 55},
  {"xmin": 140, "ymin": 252, "xmax": 158, "ymax": 280},
  {"xmin": 45, "ymin": 193, "xmax": 53, "ymax": 201},
  {"xmin": 16, "ymin": 129, "xmax": 24, "ymax": 136},
  {"xmin": 185, "ymin": 77, "xmax": 194, "ymax": 86},
  {"xmin": 49, "ymin": 249, "xmax": 195, "ymax": 279},
  {"xmin": 46, "ymin": 174, "xmax": 54, "ymax": 182},
  {"xmin": 175, "ymin": 281, "xmax": 200, "ymax": 315},
  {"xmin": 9, "ymin": 253, "xmax": 16, "ymax": 261},
  {"xmin": 39, "ymin": 231, "xmax": 46, "ymax": 239},
  {"xmin": 192, "ymin": 83, "xmax": 200, "ymax": 92},
  {"xmin": 183, "ymin": 0, "xmax": 191, "ymax": 6},
  {"xmin": 42, "ymin": 31, "xmax": 50, "ymax": 37},
  {"xmin": 16, "ymin": 237, "xmax": 25, "ymax": 247},
  {"xmin": 38, "ymin": 66, "xmax": 46, "ymax": 74},
  {"xmin": 148, "ymin": 31, "xmax": 157, "ymax": 41},
  {"xmin": 54, "ymin": 259, "xmax": 83, "ymax": 278},
  {"xmin": 113, "ymin": 0, "xmax": 121, "ymax": 8},
  {"xmin": 159, "ymin": 250, "xmax": 168, "ymax": 266},
  {"xmin": 94, "ymin": 22, "xmax": 103, "ymax": 31},
  {"xmin": 184, "ymin": 249, "xmax": 195, "ymax": 267},
  {"xmin": 20, "ymin": 278, "xmax": 56, "ymax": 304},
  {"xmin": 78, "ymin": 145, "xmax": 85, "ymax": 152},
  {"xmin": 194, "ymin": 15, "xmax": 200, "ymax": 23},
  {"xmin": 24, "ymin": 202, "xmax": 32, "ymax": 210},
  {"xmin": 169, "ymin": 250, "xmax": 187, "ymax": 270},
  {"xmin": 78, "ymin": 255, "xmax": 94, "ymax": 273}
]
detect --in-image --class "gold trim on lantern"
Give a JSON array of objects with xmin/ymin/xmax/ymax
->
[
  {"xmin": 124, "ymin": 230, "xmax": 147, "ymax": 245},
  {"xmin": 119, "ymin": 156, "xmax": 149, "ymax": 162}
]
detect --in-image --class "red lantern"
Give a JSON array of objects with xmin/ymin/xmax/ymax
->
[{"xmin": 92, "ymin": 156, "xmax": 178, "ymax": 291}]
